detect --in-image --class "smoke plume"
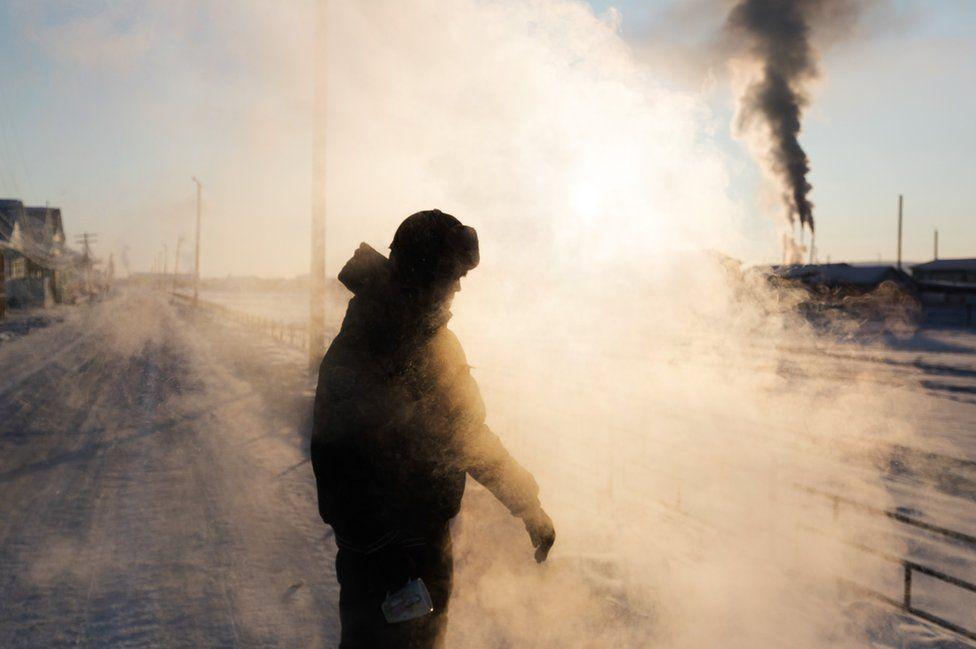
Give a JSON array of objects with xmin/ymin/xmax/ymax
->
[{"xmin": 725, "ymin": 0, "xmax": 854, "ymax": 233}]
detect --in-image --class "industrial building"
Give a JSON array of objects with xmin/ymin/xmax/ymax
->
[{"xmin": 912, "ymin": 258, "xmax": 976, "ymax": 326}]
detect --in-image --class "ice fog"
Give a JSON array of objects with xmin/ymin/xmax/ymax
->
[
  {"xmin": 310, "ymin": 1, "xmax": 921, "ymax": 646},
  {"xmin": 11, "ymin": 0, "xmax": 937, "ymax": 646}
]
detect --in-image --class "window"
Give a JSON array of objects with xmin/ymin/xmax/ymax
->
[{"xmin": 9, "ymin": 257, "xmax": 26, "ymax": 279}]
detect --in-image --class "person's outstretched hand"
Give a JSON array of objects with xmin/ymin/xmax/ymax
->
[{"xmin": 522, "ymin": 507, "xmax": 555, "ymax": 563}]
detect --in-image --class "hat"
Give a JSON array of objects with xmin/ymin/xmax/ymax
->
[{"xmin": 390, "ymin": 210, "xmax": 479, "ymax": 283}]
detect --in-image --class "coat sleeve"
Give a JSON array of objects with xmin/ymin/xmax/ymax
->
[{"xmin": 440, "ymin": 334, "xmax": 542, "ymax": 517}]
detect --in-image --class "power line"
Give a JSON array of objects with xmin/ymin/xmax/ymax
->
[{"xmin": 0, "ymin": 82, "xmax": 26, "ymax": 197}]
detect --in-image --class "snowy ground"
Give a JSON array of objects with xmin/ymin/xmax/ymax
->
[
  {"xmin": 1, "ymin": 290, "xmax": 974, "ymax": 647},
  {"xmin": 0, "ymin": 292, "xmax": 339, "ymax": 647}
]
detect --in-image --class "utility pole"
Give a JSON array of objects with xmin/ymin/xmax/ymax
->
[
  {"xmin": 74, "ymin": 232, "xmax": 98, "ymax": 294},
  {"xmin": 309, "ymin": 0, "xmax": 327, "ymax": 370},
  {"xmin": 163, "ymin": 244, "xmax": 168, "ymax": 277},
  {"xmin": 934, "ymin": 229, "xmax": 939, "ymax": 261},
  {"xmin": 192, "ymin": 177, "xmax": 202, "ymax": 306},
  {"xmin": 173, "ymin": 236, "xmax": 184, "ymax": 292},
  {"xmin": 897, "ymin": 194, "xmax": 903, "ymax": 270},
  {"xmin": 75, "ymin": 232, "xmax": 97, "ymax": 263},
  {"xmin": 1, "ymin": 250, "xmax": 5, "ymax": 320}
]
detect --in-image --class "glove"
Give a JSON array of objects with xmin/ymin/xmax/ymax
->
[{"xmin": 521, "ymin": 507, "xmax": 555, "ymax": 563}]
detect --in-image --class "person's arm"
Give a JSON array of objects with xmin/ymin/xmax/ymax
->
[
  {"xmin": 463, "ymin": 417, "xmax": 556, "ymax": 562},
  {"xmin": 440, "ymin": 334, "xmax": 555, "ymax": 561}
]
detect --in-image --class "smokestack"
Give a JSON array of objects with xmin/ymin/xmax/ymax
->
[
  {"xmin": 934, "ymin": 228, "xmax": 939, "ymax": 260},
  {"xmin": 897, "ymin": 194, "xmax": 903, "ymax": 269}
]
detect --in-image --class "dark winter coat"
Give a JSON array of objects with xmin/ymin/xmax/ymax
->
[{"xmin": 311, "ymin": 244, "xmax": 540, "ymax": 551}]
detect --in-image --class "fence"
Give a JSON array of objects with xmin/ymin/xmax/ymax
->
[
  {"xmin": 171, "ymin": 292, "xmax": 310, "ymax": 351},
  {"xmin": 798, "ymin": 483, "xmax": 976, "ymax": 642}
]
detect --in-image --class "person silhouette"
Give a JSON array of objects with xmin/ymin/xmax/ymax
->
[{"xmin": 311, "ymin": 209, "xmax": 555, "ymax": 648}]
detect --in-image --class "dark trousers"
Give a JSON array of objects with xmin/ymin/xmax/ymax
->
[{"xmin": 336, "ymin": 525, "xmax": 453, "ymax": 649}]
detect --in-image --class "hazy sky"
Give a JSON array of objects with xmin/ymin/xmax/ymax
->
[
  {"xmin": 592, "ymin": 0, "xmax": 976, "ymax": 264},
  {"xmin": 0, "ymin": 0, "xmax": 972, "ymax": 276}
]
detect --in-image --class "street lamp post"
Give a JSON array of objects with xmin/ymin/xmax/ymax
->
[
  {"xmin": 173, "ymin": 236, "xmax": 184, "ymax": 293},
  {"xmin": 192, "ymin": 177, "xmax": 202, "ymax": 306}
]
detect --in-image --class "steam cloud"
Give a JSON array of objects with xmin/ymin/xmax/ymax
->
[
  {"xmin": 17, "ymin": 2, "xmax": 934, "ymax": 646},
  {"xmin": 725, "ymin": 0, "xmax": 856, "ymax": 233}
]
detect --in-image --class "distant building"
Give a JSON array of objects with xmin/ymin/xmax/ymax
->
[
  {"xmin": 0, "ymin": 198, "xmax": 76, "ymax": 309},
  {"xmin": 761, "ymin": 263, "xmax": 920, "ymax": 334},
  {"xmin": 768, "ymin": 263, "xmax": 915, "ymax": 294},
  {"xmin": 912, "ymin": 258, "xmax": 976, "ymax": 288},
  {"xmin": 912, "ymin": 258, "xmax": 976, "ymax": 326}
]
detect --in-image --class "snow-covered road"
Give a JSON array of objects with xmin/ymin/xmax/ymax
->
[
  {"xmin": 0, "ymin": 292, "xmax": 339, "ymax": 647},
  {"xmin": 2, "ymin": 290, "xmax": 975, "ymax": 648}
]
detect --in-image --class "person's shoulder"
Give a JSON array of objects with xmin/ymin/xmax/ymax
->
[
  {"xmin": 428, "ymin": 327, "xmax": 471, "ymax": 377},
  {"xmin": 432, "ymin": 326, "xmax": 465, "ymax": 357},
  {"xmin": 429, "ymin": 328, "xmax": 484, "ymax": 412}
]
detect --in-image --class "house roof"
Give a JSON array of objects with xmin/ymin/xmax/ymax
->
[
  {"xmin": 22, "ymin": 207, "xmax": 56, "ymax": 245},
  {"xmin": 912, "ymin": 258, "xmax": 976, "ymax": 273},
  {"xmin": 771, "ymin": 263, "xmax": 911, "ymax": 287},
  {"xmin": 0, "ymin": 198, "xmax": 74, "ymax": 269},
  {"xmin": 0, "ymin": 199, "xmax": 25, "ymax": 242},
  {"xmin": 25, "ymin": 206, "xmax": 64, "ymax": 242}
]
